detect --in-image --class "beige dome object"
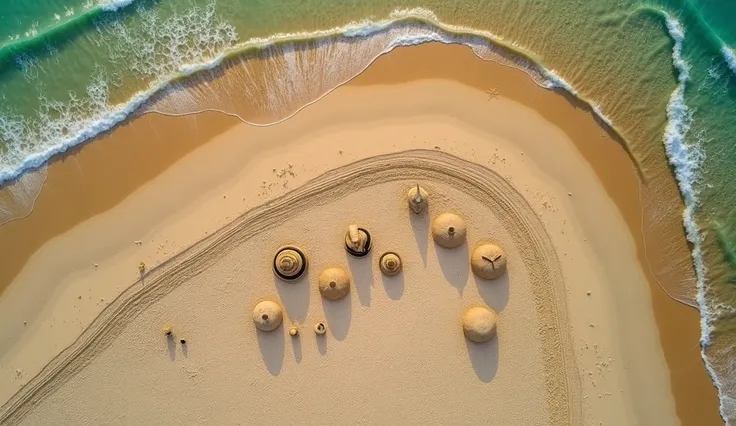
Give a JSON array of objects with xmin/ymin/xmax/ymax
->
[
  {"xmin": 462, "ymin": 306, "xmax": 498, "ymax": 343},
  {"xmin": 273, "ymin": 246, "xmax": 307, "ymax": 280},
  {"xmin": 471, "ymin": 244, "xmax": 507, "ymax": 280},
  {"xmin": 318, "ymin": 267, "xmax": 351, "ymax": 301},
  {"xmin": 407, "ymin": 184, "xmax": 428, "ymax": 214},
  {"xmin": 252, "ymin": 300, "xmax": 283, "ymax": 332},
  {"xmin": 288, "ymin": 326, "xmax": 299, "ymax": 337},
  {"xmin": 314, "ymin": 322, "xmax": 327, "ymax": 335},
  {"xmin": 379, "ymin": 252, "xmax": 402, "ymax": 276},
  {"xmin": 432, "ymin": 213, "xmax": 467, "ymax": 248}
]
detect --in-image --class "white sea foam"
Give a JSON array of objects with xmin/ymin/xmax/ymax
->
[
  {"xmin": 100, "ymin": 0, "xmax": 135, "ymax": 12},
  {"xmin": 723, "ymin": 45, "xmax": 736, "ymax": 74},
  {"xmin": 661, "ymin": 12, "xmax": 731, "ymax": 425}
]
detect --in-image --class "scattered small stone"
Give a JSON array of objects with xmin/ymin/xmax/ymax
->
[
  {"xmin": 23, "ymin": 321, "xmax": 26, "ymax": 326},
  {"xmin": 586, "ymin": 291, "xmax": 591, "ymax": 296},
  {"xmin": 93, "ymin": 263, "xmax": 98, "ymax": 268},
  {"xmin": 434, "ymin": 145, "xmax": 441, "ymax": 150},
  {"xmin": 338, "ymin": 149, "xmax": 343, "ymax": 154},
  {"xmin": 180, "ymin": 338, "xmax": 187, "ymax": 345},
  {"xmin": 100, "ymin": 298, "xmax": 104, "ymax": 302},
  {"xmin": 134, "ymin": 240, "xmax": 142, "ymax": 245},
  {"xmin": 138, "ymin": 262, "xmax": 146, "ymax": 273},
  {"xmin": 223, "ymin": 195, "xmax": 226, "ymax": 199},
  {"xmin": 78, "ymin": 296, "xmax": 82, "ymax": 300},
  {"xmin": 289, "ymin": 326, "xmax": 299, "ymax": 337},
  {"xmin": 588, "ymin": 323, "xmax": 595, "ymax": 328},
  {"xmin": 568, "ymin": 192, "xmax": 573, "ymax": 196}
]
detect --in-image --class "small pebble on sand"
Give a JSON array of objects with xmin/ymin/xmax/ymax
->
[
  {"xmin": 568, "ymin": 192, "xmax": 573, "ymax": 196},
  {"xmin": 586, "ymin": 291, "xmax": 592, "ymax": 296}
]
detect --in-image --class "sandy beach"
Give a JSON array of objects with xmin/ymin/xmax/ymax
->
[{"xmin": 0, "ymin": 43, "xmax": 721, "ymax": 425}]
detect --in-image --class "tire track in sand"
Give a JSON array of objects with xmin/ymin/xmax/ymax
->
[{"xmin": 0, "ymin": 150, "xmax": 581, "ymax": 425}]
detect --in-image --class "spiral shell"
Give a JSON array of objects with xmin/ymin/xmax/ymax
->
[
  {"xmin": 379, "ymin": 252, "xmax": 402, "ymax": 276},
  {"xmin": 273, "ymin": 246, "xmax": 307, "ymax": 280}
]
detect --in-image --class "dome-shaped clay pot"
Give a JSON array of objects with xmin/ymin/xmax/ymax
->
[
  {"xmin": 252, "ymin": 300, "xmax": 283, "ymax": 332},
  {"xmin": 462, "ymin": 306, "xmax": 498, "ymax": 343},
  {"xmin": 471, "ymin": 244, "xmax": 507, "ymax": 280},
  {"xmin": 318, "ymin": 267, "xmax": 351, "ymax": 301},
  {"xmin": 432, "ymin": 213, "xmax": 467, "ymax": 248}
]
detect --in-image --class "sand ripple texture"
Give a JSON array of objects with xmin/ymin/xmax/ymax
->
[{"xmin": 0, "ymin": 150, "xmax": 581, "ymax": 425}]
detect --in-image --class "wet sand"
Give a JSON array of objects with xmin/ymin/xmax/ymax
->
[{"xmin": 0, "ymin": 43, "xmax": 721, "ymax": 424}]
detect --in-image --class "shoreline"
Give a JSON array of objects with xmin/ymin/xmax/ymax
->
[{"xmin": 0, "ymin": 43, "xmax": 721, "ymax": 424}]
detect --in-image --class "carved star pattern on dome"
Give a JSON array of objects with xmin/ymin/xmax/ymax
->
[{"xmin": 486, "ymin": 87, "xmax": 499, "ymax": 100}]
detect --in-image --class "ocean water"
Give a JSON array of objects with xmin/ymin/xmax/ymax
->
[{"xmin": 0, "ymin": 0, "xmax": 735, "ymax": 421}]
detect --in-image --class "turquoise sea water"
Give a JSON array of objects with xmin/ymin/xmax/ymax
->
[{"xmin": 0, "ymin": 0, "xmax": 735, "ymax": 421}]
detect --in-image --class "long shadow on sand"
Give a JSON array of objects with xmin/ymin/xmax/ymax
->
[
  {"xmin": 475, "ymin": 272, "xmax": 510, "ymax": 314},
  {"xmin": 274, "ymin": 271, "xmax": 311, "ymax": 324},
  {"xmin": 435, "ymin": 242, "xmax": 470, "ymax": 294},
  {"xmin": 465, "ymin": 337, "xmax": 499, "ymax": 383},
  {"xmin": 322, "ymin": 292, "xmax": 352, "ymax": 341},
  {"xmin": 380, "ymin": 271, "xmax": 405, "ymax": 300},
  {"xmin": 347, "ymin": 251, "xmax": 374, "ymax": 307},
  {"xmin": 409, "ymin": 212, "xmax": 430, "ymax": 266},
  {"xmin": 256, "ymin": 327, "xmax": 285, "ymax": 376}
]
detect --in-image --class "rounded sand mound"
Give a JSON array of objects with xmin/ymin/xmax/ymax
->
[
  {"xmin": 462, "ymin": 306, "xmax": 498, "ymax": 343},
  {"xmin": 318, "ymin": 267, "xmax": 351, "ymax": 300},
  {"xmin": 252, "ymin": 301, "xmax": 284, "ymax": 332},
  {"xmin": 471, "ymin": 243, "xmax": 507, "ymax": 280},
  {"xmin": 432, "ymin": 213, "xmax": 467, "ymax": 248}
]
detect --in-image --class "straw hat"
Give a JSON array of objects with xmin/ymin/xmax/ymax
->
[
  {"xmin": 462, "ymin": 306, "xmax": 498, "ymax": 343},
  {"xmin": 432, "ymin": 213, "xmax": 467, "ymax": 248},
  {"xmin": 407, "ymin": 184, "xmax": 428, "ymax": 214},
  {"xmin": 252, "ymin": 300, "xmax": 283, "ymax": 332},
  {"xmin": 318, "ymin": 267, "xmax": 351, "ymax": 300},
  {"xmin": 471, "ymin": 244, "xmax": 507, "ymax": 280},
  {"xmin": 379, "ymin": 252, "xmax": 402, "ymax": 276},
  {"xmin": 273, "ymin": 246, "xmax": 308, "ymax": 280}
]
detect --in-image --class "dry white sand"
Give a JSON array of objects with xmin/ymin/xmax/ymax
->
[{"xmin": 0, "ymin": 79, "xmax": 677, "ymax": 425}]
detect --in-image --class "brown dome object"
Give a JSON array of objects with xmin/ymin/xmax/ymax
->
[
  {"xmin": 379, "ymin": 252, "xmax": 402, "ymax": 276},
  {"xmin": 471, "ymin": 244, "xmax": 507, "ymax": 280},
  {"xmin": 318, "ymin": 267, "xmax": 351, "ymax": 301},
  {"xmin": 462, "ymin": 306, "xmax": 498, "ymax": 343},
  {"xmin": 252, "ymin": 300, "xmax": 283, "ymax": 332},
  {"xmin": 407, "ymin": 184, "xmax": 428, "ymax": 214},
  {"xmin": 344, "ymin": 225, "xmax": 372, "ymax": 257},
  {"xmin": 432, "ymin": 213, "xmax": 467, "ymax": 248},
  {"xmin": 273, "ymin": 246, "xmax": 308, "ymax": 280}
]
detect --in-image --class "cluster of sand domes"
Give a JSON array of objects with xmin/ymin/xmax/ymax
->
[{"xmin": 250, "ymin": 183, "xmax": 505, "ymax": 345}]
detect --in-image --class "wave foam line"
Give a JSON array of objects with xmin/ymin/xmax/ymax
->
[
  {"xmin": 722, "ymin": 45, "xmax": 736, "ymax": 74},
  {"xmin": 661, "ymin": 12, "xmax": 729, "ymax": 425},
  {"xmin": 0, "ymin": 7, "xmax": 625, "ymax": 187}
]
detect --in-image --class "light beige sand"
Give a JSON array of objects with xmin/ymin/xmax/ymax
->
[{"xmin": 0, "ymin": 78, "xmax": 678, "ymax": 425}]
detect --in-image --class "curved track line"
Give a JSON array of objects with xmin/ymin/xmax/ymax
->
[{"xmin": 0, "ymin": 150, "xmax": 581, "ymax": 425}]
